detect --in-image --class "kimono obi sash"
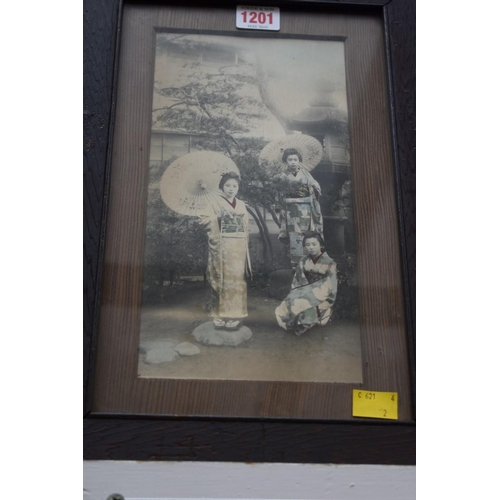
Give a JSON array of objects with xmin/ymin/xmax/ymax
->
[
  {"xmin": 304, "ymin": 270, "xmax": 325, "ymax": 284},
  {"xmin": 220, "ymin": 212, "xmax": 246, "ymax": 238},
  {"xmin": 285, "ymin": 195, "xmax": 312, "ymax": 204}
]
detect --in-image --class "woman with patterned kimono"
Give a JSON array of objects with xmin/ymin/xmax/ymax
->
[
  {"xmin": 199, "ymin": 172, "xmax": 251, "ymax": 330},
  {"xmin": 275, "ymin": 231, "xmax": 337, "ymax": 336},
  {"xmin": 278, "ymin": 149, "xmax": 324, "ymax": 264}
]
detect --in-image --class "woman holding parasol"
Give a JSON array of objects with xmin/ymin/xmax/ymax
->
[
  {"xmin": 259, "ymin": 135, "xmax": 324, "ymax": 265},
  {"xmin": 160, "ymin": 152, "xmax": 251, "ymax": 331}
]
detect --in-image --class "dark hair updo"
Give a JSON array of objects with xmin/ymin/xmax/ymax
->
[
  {"xmin": 281, "ymin": 148, "xmax": 303, "ymax": 163},
  {"xmin": 302, "ymin": 231, "xmax": 325, "ymax": 250},
  {"xmin": 219, "ymin": 171, "xmax": 241, "ymax": 191}
]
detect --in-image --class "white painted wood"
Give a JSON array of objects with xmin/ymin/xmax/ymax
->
[{"xmin": 83, "ymin": 461, "xmax": 415, "ymax": 500}]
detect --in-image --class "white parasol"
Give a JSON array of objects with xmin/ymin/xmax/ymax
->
[
  {"xmin": 159, "ymin": 151, "xmax": 240, "ymax": 216},
  {"xmin": 258, "ymin": 134, "xmax": 323, "ymax": 174}
]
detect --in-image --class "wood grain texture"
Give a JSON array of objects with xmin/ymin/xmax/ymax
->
[
  {"xmin": 384, "ymin": 0, "xmax": 416, "ymax": 401},
  {"xmin": 83, "ymin": 0, "xmax": 415, "ymax": 465},
  {"xmin": 83, "ymin": 0, "xmax": 121, "ymax": 414},
  {"xmin": 344, "ymin": 13, "xmax": 411, "ymax": 412},
  {"xmin": 84, "ymin": 416, "xmax": 415, "ymax": 464}
]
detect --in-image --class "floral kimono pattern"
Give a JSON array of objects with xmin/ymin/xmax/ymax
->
[
  {"xmin": 200, "ymin": 196, "xmax": 251, "ymax": 319},
  {"xmin": 278, "ymin": 168, "xmax": 323, "ymax": 264},
  {"xmin": 275, "ymin": 252, "xmax": 337, "ymax": 336}
]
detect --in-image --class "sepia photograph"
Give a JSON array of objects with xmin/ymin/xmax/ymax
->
[{"xmin": 138, "ymin": 31, "xmax": 362, "ymax": 383}]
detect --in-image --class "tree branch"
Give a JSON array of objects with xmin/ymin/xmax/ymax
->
[
  {"xmin": 263, "ymin": 204, "xmax": 281, "ymax": 227},
  {"xmin": 152, "ymin": 101, "xmax": 188, "ymax": 113}
]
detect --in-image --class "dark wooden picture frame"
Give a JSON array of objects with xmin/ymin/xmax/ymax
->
[{"xmin": 84, "ymin": 0, "xmax": 415, "ymax": 464}]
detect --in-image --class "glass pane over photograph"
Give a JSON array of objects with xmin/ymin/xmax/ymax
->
[{"xmin": 139, "ymin": 32, "xmax": 362, "ymax": 383}]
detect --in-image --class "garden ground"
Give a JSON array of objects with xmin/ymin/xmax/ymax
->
[{"xmin": 138, "ymin": 283, "xmax": 363, "ymax": 383}]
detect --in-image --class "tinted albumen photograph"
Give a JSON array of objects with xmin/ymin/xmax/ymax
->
[{"xmin": 138, "ymin": 31, "xmax": 362, "ymax": 383}]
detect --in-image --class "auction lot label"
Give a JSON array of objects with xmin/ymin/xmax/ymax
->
[
  {"xmin": 236, "ymin": 5, "xmax": 280, "ymax": 31},
  {"xmin": 352, "ymin": 390, "xmax": 399, "ymax": 420}
]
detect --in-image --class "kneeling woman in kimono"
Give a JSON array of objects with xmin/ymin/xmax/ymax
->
[
  {"xmin": 275, "ymin": 231, "xmax": 337, "ymax": 336},
  {"xmin": 199, "ymin": 172, "xmax": 251, "ymax": 330}
]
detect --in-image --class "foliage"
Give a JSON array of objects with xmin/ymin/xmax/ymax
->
[
  {"xmin": 152, "ymin": 36, "xmax": 287, "ymax": 271},
  {"xmin": 143, "ymin": 161, "xmax": 208, "ymax": 299},
  {"xmin": 153, "ymin": 38, "xmax": 267, "ymax": 156},
  {"xmin": 331, "ymin": 254, "xmax": 359, "ymax": 320}
]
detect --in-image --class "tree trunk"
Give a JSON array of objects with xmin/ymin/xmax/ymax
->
[
  {"xmin": 246, "ymin": 205, "xmax": 270, "ymax": 270},
  {"xmin": 264, "ymin": 203, "xmax": 281, "ymax": 228},
  {"xmin": 253, "ymin": 205, "xmax": 275, "ymax": 261}
]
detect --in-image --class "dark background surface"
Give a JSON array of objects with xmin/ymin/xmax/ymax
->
[{"xmin": 84, "ymin": 0, "xmax": 415, "ymax": 464}]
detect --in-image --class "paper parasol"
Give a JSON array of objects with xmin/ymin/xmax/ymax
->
[
  {"xmin": 159, "ymin": 151, "xmax": 240, "ymax": 216},
  {"xmin": 259, "ymin": 134, "xmax": 323, "ymax": 173}
]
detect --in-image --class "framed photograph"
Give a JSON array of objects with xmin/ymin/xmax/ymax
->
[
  {"xmin": 84, "ymin": 0, "xmax": 415, "ymax": 464},
  {"xmin": 139, "ymin": 29, "xmax": 360, "ymax": 384}
]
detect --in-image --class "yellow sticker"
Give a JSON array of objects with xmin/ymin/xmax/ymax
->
[{"xmin": 352, "ymin": 390, "xmax": 398, "ymax": 420}]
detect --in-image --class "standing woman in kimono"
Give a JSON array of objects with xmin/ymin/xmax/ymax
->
[
  {"xmin": 275, "ymin": 231, "xmax": 337, "ymax": 336},
  {"xmin": 199, "ymin": 172, "xmax": 251, "ymax": 330},
  {"xmin": 278, "ymin": 148, "xmax": 324, "ymax": 264}
]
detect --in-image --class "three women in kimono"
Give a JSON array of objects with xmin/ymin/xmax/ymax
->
[
  {"xmin": 199, "ymin": 171, "xmax": 251, "ymax": 331},
  {"xmin": 197, "ymin": 151, "xmax": 332, "ymax": 335},
  {"xmin": 278, "ymin": 148, "xmax": 324, "ymax": 264},
  {"xmin": 275, "ymin": 231, "xmax": 337, "ymax": 336}
]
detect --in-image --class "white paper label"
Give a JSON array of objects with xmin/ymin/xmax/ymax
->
[{"xmin": 236, "ymin": 5, "xmax": 280, "ymax": 31}]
